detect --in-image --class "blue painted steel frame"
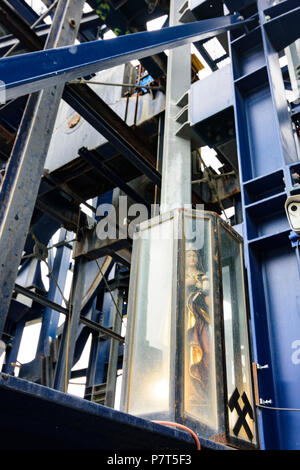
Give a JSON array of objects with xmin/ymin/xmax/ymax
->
[
  {"xmin": 0, "ymin": 14, "xmax": 248, "ymax": 101},
  {"xmin": 229, "ymin": 0, "xmax": 300, "ymax": 450},
  {"xmin": 87, "ymin": 287, "xmax": 118, "ymax": 388},
  {"xmin": 0, "ymin": 12, "xmax": 249, "ymax": 384},
  {"xmin": 36, "ymin": 229, "xmax": 72, "ymax": 357},
  {"xmin": 2, "ymin": 0, "xmax": 300, "ymax": 450}
]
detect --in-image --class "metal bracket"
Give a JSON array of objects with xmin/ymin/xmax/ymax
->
[
  {"xmin": 257, "ymin": 363, "xmax": 269, "ymax": 370},
  {"xmin": 252, "ymin": 362, "xmax": 270, "ymax": 407},
  {"xmin": 259, "ymin": 399, "xmax": 273, "ymax": 405}
]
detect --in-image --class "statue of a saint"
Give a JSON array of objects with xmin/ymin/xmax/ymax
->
[{"xmin": 185, "ymin": 249, "xmax": 211, "ymax": 406}]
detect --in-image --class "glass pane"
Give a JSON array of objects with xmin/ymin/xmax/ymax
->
[
  {"xmin": 184, "ymin": 216, "xmax": 218, "ymax": 429},
  {"xmin": 220, "ymin": 226, "xmax": 257, "ymax": 444},
  {"xmin": 127, "ymin": 217, "xmax": 174, "ymax": 415}
]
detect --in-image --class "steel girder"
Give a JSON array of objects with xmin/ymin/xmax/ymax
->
[
  {"xmin": 0, "ymin": 0, "xmax": 86, "ymax": 335},
  {"xmin": 79, "ymin": 147, "xmax": 152, "ymax": 210},
  {"xmin": 228, "ymin": 0, "xmax": 300, "ymax": 450},
  {"xmin": 0, "ymin": 0, "xmax": 42, "ymax": 52},
  {"xmin": 63, "ymin": 83, "xmax": 161, "ymax": 186},
  {"xmin": 13, "ymin": 283, "xmax": 125, "ymax": 342},
  {"xmin": 0, "ymin": 4, "xmax": 162, "ymax": 187},
  {"xmin": 0, "ymin": 14, "xmax": 248, "ymax": 102},
  {"xmin": 0, "ymin": 11, "xmax": 104, "ymax": 55}
]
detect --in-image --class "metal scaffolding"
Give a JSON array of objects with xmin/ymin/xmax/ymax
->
[{"xmin": 0, "ymin": 0, "xmax": 300, "ymax": 452}]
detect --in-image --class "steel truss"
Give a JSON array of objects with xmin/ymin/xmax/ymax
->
[{"xmin": 0, "ymin": 0, "xmax": 300, "ymax": 452}]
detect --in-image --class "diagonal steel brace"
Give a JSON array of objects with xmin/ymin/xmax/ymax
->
[{"xmin": 0, "ymin": 14, "xmax": 248, "ymax": 102}]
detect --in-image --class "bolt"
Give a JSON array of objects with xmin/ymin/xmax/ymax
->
[
  {"xmin": 257, "ymin": 363, "xmax": 269, "ymax": 370},
  {"xmin": 69, "ymin": 18, "xmax": 76, "ymax": 28},
  {"xmin": 260, "ymin": 398, "xmax": 272, "ymax": 405}
]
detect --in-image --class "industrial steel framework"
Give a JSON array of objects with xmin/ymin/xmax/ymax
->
[{"xmin": 0, "ymin": 0, "xmax": 299, "ymax": 451}]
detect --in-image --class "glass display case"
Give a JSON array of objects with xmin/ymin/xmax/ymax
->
[{"xmin": 120, "ymin": 208, "xmax": 258, "ymax": 449}]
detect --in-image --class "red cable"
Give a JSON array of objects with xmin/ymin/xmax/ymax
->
[{"xmin": 152, "ymin": 420, "xmax": 201, "ymax": 450}]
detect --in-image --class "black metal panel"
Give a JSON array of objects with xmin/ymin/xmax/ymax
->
[{"xmin": 0, "ymin": 373, "xmax": 197, "ymax": 450}]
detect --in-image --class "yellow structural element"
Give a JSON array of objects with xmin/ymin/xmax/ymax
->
[{"xmin": 191, "ymin": 53, "xmax": 204, "ymax": 74}]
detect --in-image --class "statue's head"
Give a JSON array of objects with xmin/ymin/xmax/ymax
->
[{"xmin": 185, "ymin": 249, "xmax": 204, "ymax": 273}]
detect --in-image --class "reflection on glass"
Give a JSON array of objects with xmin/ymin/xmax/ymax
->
[
  {"xmin": 127, "ymin": 218, "xmax": 173, "ymax": 416},
  {"xmin": 186, "ymin": 249, "xmax": 210, "ymax": 401},
  {"xmin": 184, "ymin": 218, "xmax": 217, "ymax": 428},
  {"xmin": 220, "ymin": 226, "xmax": 256, "ymax": 444}
]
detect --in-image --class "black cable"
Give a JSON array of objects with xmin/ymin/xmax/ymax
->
[{"xmin": 94, "ymin": 259, "xmax": 126, "ymax": 330}]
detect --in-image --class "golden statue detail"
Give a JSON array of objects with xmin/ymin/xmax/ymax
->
[{"xmin": 185, "ymin": 249, "xmax": 211, "ymax": 407}]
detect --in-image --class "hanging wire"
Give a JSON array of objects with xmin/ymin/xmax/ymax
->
[
  {"xmin": 94, "ymin": 258, "xmax": 126, "ymax": 330},
  {"xmin": 257, "ymin": 404, "xmax": 300, "ymax": 412},
  {"xmin": 70, "ymin": 78, "xmax": 163, "ymax": 92},
  {"xmin": 21, "ymin": 237, "xmax": 75, "ymax": 260},
  {"xmin": 152, "ymin": 421, "xmax": 201, "ymax": 450},
  {"xmin": 19, "ymin": 221, "xmax": 125, "ymax": 391},
  {"xmin": 43, "ymin": 259, "xmax": 69, "ymax": 308},
  {"xmin": 47, "ymin": 238, "xmax": 77, "ymax": 250},
  {"xmin": 26, "ymin": 232, "xmax": 70, "ymax": 307},
  {"xmin": 21, "ymin": 230, "xmax": 73, "ymax": 393}
]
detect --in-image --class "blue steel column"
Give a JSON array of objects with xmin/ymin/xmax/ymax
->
[
  {"xmin": 2, "ymin": 317, "xmax": 26, "ymax": 375},
  {"xmin": 104, "ymin": 287, "xmax": 124, "ymax": 407},
  {"xmin": 3, "ymin": 257, "xmax": 43, "ymax": 375},
  {"xmin": 53, "ymin": 256, "xmax": 88, "ymax": 392},
  {"xmin": 36, "ymin": 229, "xmax": 72, "ymax": 357},
  {"xmin": 85, "ymin": 266, "xmax": 118, "ymax": 395},
  {"xmin": 229, "ymin": 0, "xmax": 300, "ymax": 449},
  {"xmin": 0, "ymin": 0, "xmax": 85, "ymax": 336}
]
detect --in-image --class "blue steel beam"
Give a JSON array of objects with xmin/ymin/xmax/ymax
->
[
  {"xmin": 0, "ymin": 14, "xmax": 248, "ymax": 102},
  {"xmin": 262, "ymin": 0, "xmax": 300, "ymax": 52},
  {"xmin": 36, "ymin": 229, "xmax": 72, "ymax": 357},
  {"xmin": 53, "ymin": 256, "xmax": 87, "ymax": 392},
  {"xmin": 228, "ymin": 0, "xmax": 300, "ymax": 450},
  {"xmin": 0, "ymin": 4, "xmax": 163, "ymax": 188}
]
